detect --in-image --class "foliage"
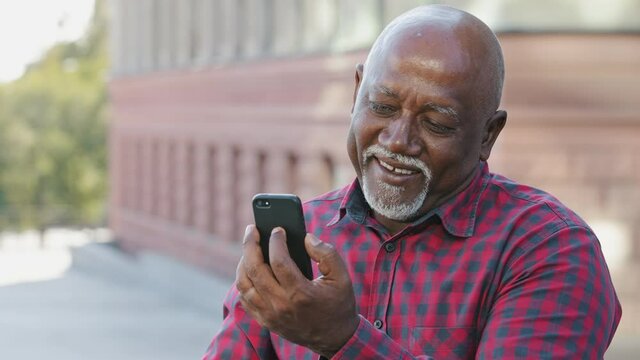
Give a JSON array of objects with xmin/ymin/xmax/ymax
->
[{"xmin": 0, "ymin": 0, "xmax": 108, "ymax": 231}]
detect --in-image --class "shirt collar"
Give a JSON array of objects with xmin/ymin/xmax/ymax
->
[
  {"xmin": 327, "ymin": 162, "xmax": 490, "ymax": 238},
  {"xmin": 425, "ymin": 162, "xmax": 490, "ymax": 237},
  {"xmin": 326, "ymin": 179, "xmax": 365, "ymax": 226}
]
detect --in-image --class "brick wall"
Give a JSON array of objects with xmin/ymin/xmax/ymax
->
[
  {"xmin": 109, "ymin": 34, "xmax": 640, "ymax": 280},
  {"xmin": 494, "ymin": 34, "xmax": 640, "ymax": 267}
]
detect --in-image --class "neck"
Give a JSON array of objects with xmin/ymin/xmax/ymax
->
[{"xmin": 373, "ymin": 214, "xmax": 408, "ymax": 236}]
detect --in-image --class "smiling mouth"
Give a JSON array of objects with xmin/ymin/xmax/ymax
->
[{"xmin": 377, "ymin": 158, "xmax": 420, "ymax": 175}]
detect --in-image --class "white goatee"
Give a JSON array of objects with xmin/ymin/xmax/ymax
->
[{"xmin": 361, "ymin": 144, "xmax": 432, "ymax": 221}]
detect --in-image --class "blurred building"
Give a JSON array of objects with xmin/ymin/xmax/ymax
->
[{"xmin": 107, "ymin": 0, "xmax": 640, "ymax": 295}]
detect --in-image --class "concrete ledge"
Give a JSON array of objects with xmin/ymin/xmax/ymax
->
[
  {"xmin": 71, "ymin": 242, "xmax": 233, "ymax": 315},
  {"xmin": 71, "ymin": 242, "xmax": 141, "ymax": 285}
]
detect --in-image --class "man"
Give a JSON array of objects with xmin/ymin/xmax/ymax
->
[{"xmin": 204, "ymin": 5, "xmax": 621, "ymax": 359}]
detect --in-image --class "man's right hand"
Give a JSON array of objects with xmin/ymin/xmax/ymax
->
[{"xmin": 236, "ymin": 225, "xmax": 360, "ymax": 358}]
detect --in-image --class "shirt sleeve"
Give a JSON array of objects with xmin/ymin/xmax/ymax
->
[
  {"xmin": 202, "ymin": 283, "xmax": 278, "ymax": 360},
  {"xmin": 329, "ymin": 316, "xmax": 434, "ymax": 360},
  {"xmin": 476, "ymin": 225, "xmax": 622, "ymax": 359}
]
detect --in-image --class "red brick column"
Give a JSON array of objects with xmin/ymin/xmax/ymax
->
[
  {"xmin": 237, "ymin": 149, "xmax": 261, "ymax": 241},
  {"xmin": 193, "ymin": 142, "xmax": 210, "ymax": 234},
  {"xmin": 158, "ymin": 140, "xmax": 171, "ymax": 221},
  {"xmin": 214, "ymin": 145, "xmax": 236, "ymax": 243},
  {"xmin": 264, "ymin": 149, "xmax": 290, "ymax": 193},
  {"xmin": 142, "ymin": 137, "xmax": 154, "ymax": 214}
]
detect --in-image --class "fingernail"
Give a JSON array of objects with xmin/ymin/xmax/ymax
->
[
  {"xmin": 308, "ymin": 233, "xmax": 321, "ymax": 246},
  {"xmin": 271, "ymin": 227, "xmax": 283, "ymax": 235}
]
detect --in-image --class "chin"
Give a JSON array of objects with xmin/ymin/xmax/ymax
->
[{"xmin": 362, "ymin": 174, "xmax": 429, "ymax": 222}]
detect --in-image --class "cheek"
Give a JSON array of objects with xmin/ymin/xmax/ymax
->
[
  {"xmin": 346, "ymin": 125, "xmax": 360, "ymax": 176},
  {"xmin": 426, "ymin": 137, "xmax": 479, "ymax": 189},
  {"xmin": 427, "ymin": 140, "xmax": 460, "ymax": 163},
  {"xmin": 351, "ymin": 110, "xmax": 382, "ymax": 145},
  {"xmin": 348, "ymin": 111, "xmax": 378, "ymax": 178}
]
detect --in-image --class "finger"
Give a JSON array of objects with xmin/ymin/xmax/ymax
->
[
  {"xmin": 241, "ymin": 225, "xmax": 283, "ymax": 297},
  {"xmin": 235, "ymin": 255, "xmax": 270, "ymax": 311},
  {"xmin": 241, "ymin": 224, "xmax": 271, "ymax": 279},
  {"xmin": 239, "ymin": 286, "xmax": 269, "ymax": 324},
  {"xmin": 304, "ymin": 233, "xmax": 349, "ymax": 280},
  {"xmin": 268, "ymin": 227, "xmax": 307, "ymax": 287},
  {"xmin": 235, "ymin": 256, "xmax": 253, "ymax": 293}
]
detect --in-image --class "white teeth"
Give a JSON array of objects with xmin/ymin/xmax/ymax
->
[
  {"xmin": 394, "ymin": 167, "xmax": 413, "ymax": 175},
  {"xmin": 379, "ymin": 159, "xmax": 395, "ymax": 171},
  {"xmin": 378, "ymin": 159, "xmax": 417, "ymax": 175}
]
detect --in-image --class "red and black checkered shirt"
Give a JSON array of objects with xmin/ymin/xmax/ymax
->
[{"xmin": 204, "ymin": 162, "xmax": 621, "ymax": 359}]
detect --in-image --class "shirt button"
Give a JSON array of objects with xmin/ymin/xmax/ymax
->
[
  {"xmin": 373, "ymin": 319, "xmax": 383, "ymax": 329},
  {"xmin": 384, "ymin": 242, "xmax": 396, "ymax": 253}
]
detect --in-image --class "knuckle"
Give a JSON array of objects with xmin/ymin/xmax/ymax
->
[
  {"xmin": 239, "ymin": 295, "xmax": 253, "ymax": 313},
  {"xmin": 290, "ymin": 288, "xmax": 312, "ymax": 307},
  {"xmin": 245, "ymin": 264, "xmax": 260, "ymax": 279},
  {"xmin": 239, "ymin": 288, "xmax": 251, "ymax": 302},
  {"xmin": 235, "ymin": 281, "xmax": 245, "ymax": 293},
  {"xmin": 239, "ymin": 292, "xmax": 248, "ymax": 304},
  {"xmin": 320, "ymin": 245, "xmax": 339, "ymax": 263},
  {"xmin": 240, "ymin": 290, "xmax": 262, "ymax": 312},
  {"xmin": 270, "ymin": 258, "xmax": 288, "ymax": 272},
  {"xmin": 236, "ymin": 279, "xmax": 252, "ymax": 295},
  {"xmin": 272, "ymin": 301, "xmax": 291, "ymax": 316}
]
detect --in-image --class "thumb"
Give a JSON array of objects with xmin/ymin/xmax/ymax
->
[{"xmin": 304, "ymin": 233, "xmax": 347, "ymax": 278}]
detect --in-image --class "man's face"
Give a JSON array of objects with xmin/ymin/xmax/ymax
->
[{"xmin": 348, "ymin": 33, "xmax": 489, "ymax": 223}]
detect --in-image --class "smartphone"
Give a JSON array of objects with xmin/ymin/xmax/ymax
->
[{"xmin": 252, "ymin": 194, "xmax": 313, "ymax": 280}]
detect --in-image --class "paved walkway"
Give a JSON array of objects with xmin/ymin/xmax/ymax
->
[
  {"xmin": 0, "ymin": 230, "xmax": 232, "ymax": 360},
  {"xmin": 0, "ymin": 229, "xmax": 635, "ymax": 359}
]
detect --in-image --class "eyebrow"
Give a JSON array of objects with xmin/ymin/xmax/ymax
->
[
  {"xmin": 423, "ymin": 102, "xmax": 459, "ymax": 122},
  {"xmin": 371, "ymin": 85, "xmax": 460, "ymax": 122},
  {"xmin": 373, "ymin": 85, "xmax": 400, "ymax": 99}
]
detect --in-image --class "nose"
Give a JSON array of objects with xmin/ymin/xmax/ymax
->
[{"xmin": 378, "ymin": 116, "xmax": 422, "ymax": 156}]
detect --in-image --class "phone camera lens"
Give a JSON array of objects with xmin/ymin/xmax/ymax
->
[{"xmin": 256, "ymin": 199, "xmax": 270, "ymax": 207}]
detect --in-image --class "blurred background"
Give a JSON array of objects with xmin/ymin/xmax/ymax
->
[{"xmin": 0, "ymin": 0, "xmax": 638, "ymax": 359}]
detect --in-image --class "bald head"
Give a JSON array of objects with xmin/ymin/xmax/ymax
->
[
  {"xmin": 363, "ymin": 5, "xmax": 504, "ymax": 118},
  {"xmin": 347, "ymin": 5, "xmax": 508, "ymax": 228}
]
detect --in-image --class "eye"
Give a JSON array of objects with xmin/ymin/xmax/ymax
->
[
  {"xmin": 368, "ymin": 101, "xmax": 396, "ymax": 116},
  {"xmin": 422, "ymin": 119, "xmax": 455, "ymax": 135}
]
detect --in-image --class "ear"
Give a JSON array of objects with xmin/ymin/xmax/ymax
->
[
  {"xmin": 479, "ymin": 110, "xmax": 507, "ymax": 161},
  {"xmin": 351, "ymin": 64, "xmax": 364, "ymax": 114}
]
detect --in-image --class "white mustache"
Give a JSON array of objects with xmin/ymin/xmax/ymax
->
[{"xmin": 362, "ymin": 144, "xmax": 431, "ymax": 179}]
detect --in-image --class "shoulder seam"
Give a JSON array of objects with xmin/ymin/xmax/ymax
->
[
  {"xmin": 504, "ymin": 223, "xmax": 595, "ymax": 278},
  {"xmin": 490, "ymin": 180, "xmax": 577, "ymax": 227}
]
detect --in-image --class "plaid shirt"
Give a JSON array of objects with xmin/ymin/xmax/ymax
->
[{"xmin": 204, "ymin": 162, "xmax": 621, "ymax": 359}]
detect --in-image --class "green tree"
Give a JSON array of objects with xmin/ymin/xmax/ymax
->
[{"xmin": 0, "ymin": 0, "xmax": 108, "ymax": 238}]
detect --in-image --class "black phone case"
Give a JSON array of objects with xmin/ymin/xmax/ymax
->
[{"xmin": 252, "ymin": 194, "xmax": 313, "ymax": 280}]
